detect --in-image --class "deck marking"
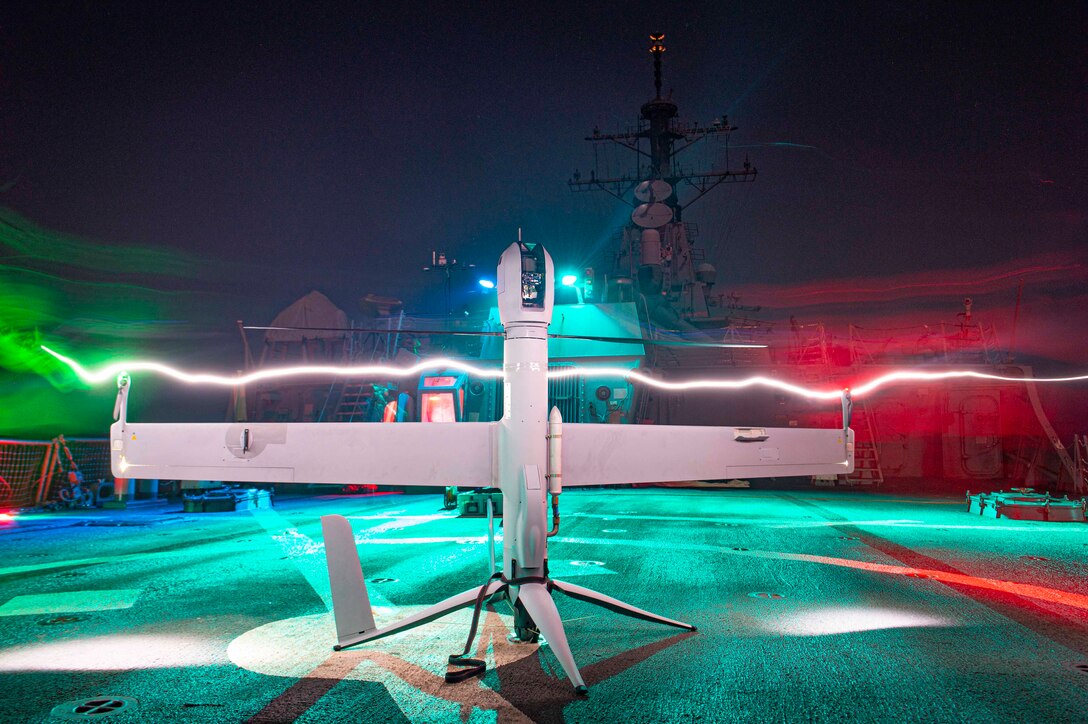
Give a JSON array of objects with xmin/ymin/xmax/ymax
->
[
  {"xmin": 244, "ymin": 651, "xmax": 391, "ymax": 724},
  {"xmin": 230, "ymin": 609, "xmax": 536, "ymax": 722},
  {"xmin": 230, "ymin": 531, "xmax": 691, "ymax": 721},
  {"xmin": 231, "ymin": 498, "xmax": 694, "ymax": 720},
  {"xmin": 0, "ymin": 555, "xmax": 130, "ymax": 578},
  {"xmin": 559, "ymin": 535, "xmax": 1088, "ymax": 611},
  {"xmin": 0, "ymin": 531, "xmax": 286, "ymax": 579},
  {"xmin": 0, "ymin": 589, "xmax": 141, "ymax": 616}
]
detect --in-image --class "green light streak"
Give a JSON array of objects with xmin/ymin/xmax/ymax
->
[
  {"xmin": 0, "ymin": 208, "xmax": 201, "ymax": 277},
  {"xmin": 0, "ymin": 207, "xmax": 227, "ymax": 437}
]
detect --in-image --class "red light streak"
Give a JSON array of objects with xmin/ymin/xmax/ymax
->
[
  {"xmin": 768, "ymin": 263, "xmax": 1081, "ymax": 302},
  {"xmin": 734, "ymin": 249, "xmax": 1087, "ymax": 306}
]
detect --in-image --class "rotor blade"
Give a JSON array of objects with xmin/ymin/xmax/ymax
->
[{"xmin": 243, "ymin": 325, "xmax": 765, "ymax": 349}]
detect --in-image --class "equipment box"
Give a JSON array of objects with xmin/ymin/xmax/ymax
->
[
  {"xmin": 183, "ymin": 488, "xmax": 273, "ymax": 513},
  {"xmin": 967, "ymin": 489, "xmax": 1086, "ymax": 522},
  {"xmin": 457, "ymin": 490, "xmax": 503, "ymax": 517}
]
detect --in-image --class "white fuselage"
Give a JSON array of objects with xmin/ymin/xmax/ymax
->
[
  {"xmin": 493, "ymin": 241, "xmax": 556, "ymax": 577},
  {"xmin": 498, "ymin": 322, "xmax": 549, "ymax": 574}
]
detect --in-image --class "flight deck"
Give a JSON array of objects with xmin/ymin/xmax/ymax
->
[{"xmin": 2, "ymin": 486, "xmax": 1087, "ymax": 722}]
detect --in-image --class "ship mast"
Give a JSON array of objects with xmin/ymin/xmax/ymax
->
[
  {"xmin": 569, "ymin": 33, "xmax": 756, "ymax": 214},
  {"xmin": 644, "ymin": 33, "xmax": 676, "ymax": 181},
  {"xmin": 570, "ymin": 34, "xmax": 757, "ymax": 324}
]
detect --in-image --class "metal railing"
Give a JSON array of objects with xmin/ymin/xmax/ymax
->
[{"xmin": 0, "ymin": 436, "xmax": 111, "ymax": 508}]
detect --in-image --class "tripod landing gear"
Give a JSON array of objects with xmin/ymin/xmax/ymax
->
[{"xmin": 324, "ymin": 513, "xmax": 695, "ymax": 694}]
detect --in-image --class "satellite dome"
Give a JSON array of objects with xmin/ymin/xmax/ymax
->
[{"xmin": 695, "ymin": 263, "xmax": 717, "ymax": 285}]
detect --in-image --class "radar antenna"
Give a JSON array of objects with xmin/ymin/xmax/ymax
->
[{"xmin": 569, "ymin": 32, "xmax": 756, "ymax": 210}]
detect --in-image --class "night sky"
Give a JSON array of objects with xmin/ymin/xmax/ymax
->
[{"xmin": 1, "ymin": 2, "xmax": 1086, "ymax": 432}]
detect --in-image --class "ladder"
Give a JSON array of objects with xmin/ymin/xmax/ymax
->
[
  {"xmin": 843, "ymin": 400, "xmax": 884, "ymax": 485},
  {"xmin": 1023, "ymin": 379, "xmax": 1076, "ymax": 482},
  {"xmin": 980, "ymin": 323, "xmax": 1002, "ymax": 364},
  {"xmin": 1007, "ymin": 433, "xmax": 1067, "ymax": 487},
  {"xmin": 331, "ymin": 382, "xmax": 374, "ymax": 422},
  {"xmin": 791, "ymin": 323, "xmax": 830, "ymax": 367},
  {"xmin": 1073, "ymin": 434, "xmax": 1087, "ymax": 495},
  {"xmin": 848, "ymin": 325, "xmax": 876, "ymax": 365}
]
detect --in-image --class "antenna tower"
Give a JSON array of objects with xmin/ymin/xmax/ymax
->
[{"xmin": 569, "ymin": 33, "xmax": 757, "ymax": 213}]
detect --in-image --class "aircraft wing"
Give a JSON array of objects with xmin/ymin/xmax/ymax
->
[
  {"xmin": 562, "ymin": 424, "xmax": 853, "ymax": 486},
  {"xmin": 110, "ymin": 421, "xmax": 496, "ymax": 486}
]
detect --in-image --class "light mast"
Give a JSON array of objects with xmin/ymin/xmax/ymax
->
[{"xmin": 643, "ymin": 33, "xmax": 678, "ymax": 181}]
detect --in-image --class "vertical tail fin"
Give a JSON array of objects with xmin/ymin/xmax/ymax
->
[{"xmin": 321, "ymin": 514, "xmax": 377, "ymax": 648}]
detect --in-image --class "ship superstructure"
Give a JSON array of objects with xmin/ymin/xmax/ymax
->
[
  {"xmin": 564, "ymin": 34, "xmax": 1085, "ymax": 492},
  {"xmin": 570, "ymin": 33, "xmax": 756, "ymax": 331}
]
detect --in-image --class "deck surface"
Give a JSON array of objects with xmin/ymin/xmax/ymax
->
[{"xmin": 2, "ymin": 487, "xmax": 1088, "ymax": 722}]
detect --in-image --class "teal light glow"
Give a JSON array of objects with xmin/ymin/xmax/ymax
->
[{"xmin": 561, "ymin": 274, "xmax": 578, "ymax": 286}]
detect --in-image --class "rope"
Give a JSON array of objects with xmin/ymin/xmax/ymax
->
[{"xmin": 444, "ymin": 572, "xmax": 550, "ymax": 683}]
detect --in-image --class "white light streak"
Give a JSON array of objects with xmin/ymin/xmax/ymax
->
[
  {"xmin": 846, "ymin": 369, "xmax": 1088, "ymax": 398},
  {"xmin": 42, "ymin": 346, "xmax": 503, "ymax": 387},
  {"xmin": 43, "ymin": 346, "xmax": 1088, "ymax": 400},
  {"xmin": 560, "ymin": 366, "xmax": 837, "ymax": 398},
  {"xmin": 557, "ymin": 365, "xmax": 1088, "ymax": 400}
]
